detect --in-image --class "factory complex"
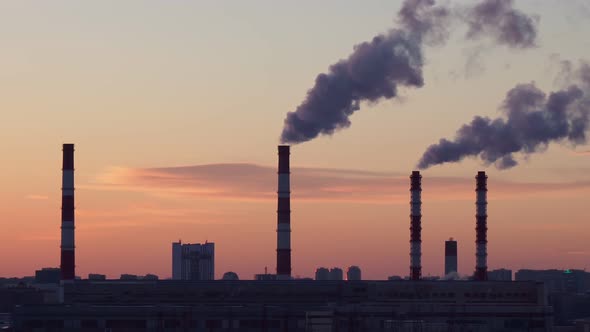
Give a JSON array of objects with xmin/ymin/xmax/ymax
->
[{"xmin": 8, "ymin": 145, "xmax": 559, "ymax": 331}]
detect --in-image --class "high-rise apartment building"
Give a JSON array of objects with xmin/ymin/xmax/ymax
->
[
  {"xmin": 315, "ymin": 267, "xmax": 345, "ymax": 281},
  {"xmin": 315, "ymin": 267, "xmax": 330, "ymax": 281},
  {"xmin": 445, "ymin": 238, "xmax": 458, "ymax": 276},
  {"xmin": 347, "ymin": 266, "xmax": 362, "ymax": 281},
  {"xmin": 329, "ymin": 268, "xmax": 343, "ymax": 281},
  {"xmin": 172, "ymin": 241, "xmax": 215, "ymax": 280}
]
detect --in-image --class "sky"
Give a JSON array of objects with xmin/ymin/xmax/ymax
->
[{"xmin": 1, "ymin": 0, "xmax": 589, "ymax": 280}]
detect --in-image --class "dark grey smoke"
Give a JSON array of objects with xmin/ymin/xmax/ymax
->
[
  {"xmin": 280, "ymin": 0, "xmax": 539, "ymax": 144},
  {"xmin": 466, "ymin": 0, "xmax": 538, "ymax": 48},
  {"xmin": 417, "ymin": 63, "xmax": 590, "ymax": 169},
  {"xmin": 398, "ymin": 0, "xmax": 451, "ymax": 45},
  {"xmin": 280, "ymin": 0, "xmax": 448, "ymax": 144}
]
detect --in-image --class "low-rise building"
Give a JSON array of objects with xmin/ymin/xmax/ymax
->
[
  {"xmin": 34, "ymin": 268, "xmax": 60, "ymax": 284},
  {"xmin": 489, "ymin": 269, "xmax": 512, "ymax": 281},
  {"xmin": 13, "ymin": 280, "xmax": 553, "ymax": 331},
  {"xmin": 87, "ymin": 274, "xmax": 106, "ymax": 281}
]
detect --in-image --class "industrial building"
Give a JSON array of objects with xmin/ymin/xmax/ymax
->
[
  {"xmin": 254, "ymin": 273, "xmax": 277, "ymax": 281},
  {"xmin": 516, "ymin": 269, "xmax": 590, "ymax": 294},
  {"xmin": 34, "ymin": 268, "xmax": 60, "ymax": 284},
  {"xmin": 6, "ymin": 144, "xmax": 569, "ymax": 331},
  {"xmin": 172, "ymin": 241, "xmax": 215, "ymax": 281},
  {"xmin": 87, "ymin": 274, "xmax": 106, "ymax": 281},
  {"xmin": 13, "ymin": 279, "xmax": 553, "ymax": 331},
  {"xmin": 489, "ymin": 269, "xmax": 513, "ymax": 281}
]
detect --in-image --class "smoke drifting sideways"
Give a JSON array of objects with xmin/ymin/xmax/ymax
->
[
  {"xmin": 280, "ymin": 0, "xmax": 449, "ymax": 144},
  {"xmin": 280, "ymin": 0, "xmax": 538, "ymax": 144},
  {"xmin": 417, "ymin": 62, "xmax": 590, "ymax": 170},
  {"xmin": 466, "ymin": 0, "xmax": 538, "ymax": 48}
]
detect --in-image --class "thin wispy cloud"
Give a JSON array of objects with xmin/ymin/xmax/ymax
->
[
  {"xmin": 86, "ymin": 163, "xmax": 590, "ymax": 204},
  {"xmin": 89, "ymin": 164, "xmax": 403, "ymax": 203}
]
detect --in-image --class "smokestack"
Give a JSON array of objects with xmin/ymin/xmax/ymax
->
[
  {"xmin": 60, "ymin": 144, "xmax": 75, "ymax": 281},
  {"xmin": 410, "ymin": 171, "xmax": 422, "ymax": 281},
  {"xmin": 276, "ymin": 145, "xmax": 291, "ymax": 279},
  {"xmin": 445, "ymin": 238, "xmax": 458, "ymax": 276},
  {"xmin": 474, "ymin": 171, "xmax": 488, "ymax": 281}
]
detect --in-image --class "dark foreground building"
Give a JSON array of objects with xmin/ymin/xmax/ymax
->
[{"xmin": 13, "ymin": 279, "xmax": 552, "ymax": 332}]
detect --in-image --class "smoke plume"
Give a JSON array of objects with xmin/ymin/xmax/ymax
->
[
  {"xmin": 417, "ymin": 62, "xmax": 590, "ymax": 169},
  {"xmin": 280, "ymin": 0, "xmax": 448, "ymax": 144},
  {"xmin": 280, "ymin": 0, "xmax": 539, "ymax": 144},
  {"xmin": 466, "ymin": 0, "xmax": 538, "ymax": 48}
]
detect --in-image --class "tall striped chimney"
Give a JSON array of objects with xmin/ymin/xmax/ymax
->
[
  {"xmin": 410, "ymin": 171, "xmax": 422, "ymax": 281},
  {"xmin": 276, "ymin": 145, "xmax": 291, "ymax": 279},
  {"xmin": 60, "ymin": 144, "xmax": 75, "ymax": 280},
  {"xmin": 474, "ymin": 171, "xmax": 488, "ymax": 281}
]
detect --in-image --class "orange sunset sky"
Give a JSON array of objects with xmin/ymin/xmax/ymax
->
[{"xmin": 1, "ymin": 1, "xmax": 589, "ymax": 280}]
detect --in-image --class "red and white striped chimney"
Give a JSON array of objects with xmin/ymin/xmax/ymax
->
[
  {"xmin": 474, "ymin": 171, "xmax": 488, "ymax": 281},
  {"xmin": 410, "ymin": 171, "xmax": 422, "ymax": 281},
  {"xmin": 60, "ymin": 144, "xmax": 75, "ymax": 281},
  {"xmin": 276, "ymin": 145, "xmax": 291, "ymax": 279}
]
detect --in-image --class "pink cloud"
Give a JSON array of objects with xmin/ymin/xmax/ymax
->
[{"xmin": 87, "ymin": 163, "xmax": 590, "ymax": 204}]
